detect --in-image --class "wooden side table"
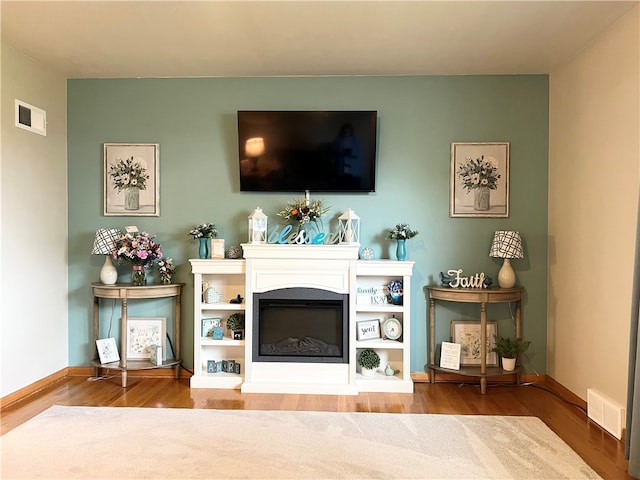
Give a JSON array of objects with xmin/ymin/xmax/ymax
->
[
  {"xmin": 92, "ymin": 283, "xmax": 183, "ymax": 387},
  {"xmin": 426, "ymin": 286, "xmax": 523, "ymax": 394}
]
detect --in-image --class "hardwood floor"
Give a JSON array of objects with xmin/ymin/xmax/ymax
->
[{"xmin": 0, "ymin": 374, "xmax": 632, "ymax": 479}]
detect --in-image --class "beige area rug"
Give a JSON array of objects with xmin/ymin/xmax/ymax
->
[{"xmin": 1, "ymin": 405, "xmax": 601, "ymax": 479}]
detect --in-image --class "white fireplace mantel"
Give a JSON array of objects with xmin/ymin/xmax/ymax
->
[{"xmin": 190, "ymin": 243, "xmax": 414, "ymax": 395}]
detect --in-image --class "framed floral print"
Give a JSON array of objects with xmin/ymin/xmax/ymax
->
[
  {"xmin": 126, "ymin": 317, "xmax": 166, "ymax": 360},
  {"xmin": 450, "ymin": 142, "xmax": 509, "ymax": 218},
  {"xmin": 451, "ymin": 320, "xmax": 498, "ymax": 366},
  {"xmin": 104, "ymin": 143, "xmax": 159, "ymax": 216}
]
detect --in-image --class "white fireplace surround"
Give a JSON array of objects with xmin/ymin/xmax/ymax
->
[{"xmin": 241, "ymin": 243, "xmax": 360, "ymax": 395}]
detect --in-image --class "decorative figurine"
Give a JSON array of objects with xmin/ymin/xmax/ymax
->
[{"xmin": 230, "ymin": 294, "xmax": 244, "ymax": 304}]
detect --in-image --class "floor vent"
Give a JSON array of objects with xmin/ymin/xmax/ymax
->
[{"xmin": 587, "ymin": 388, "xmax": 624, "ymax": 440}]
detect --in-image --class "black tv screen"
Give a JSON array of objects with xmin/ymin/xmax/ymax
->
[{"xmin": 238, "ymin": 111, "xmax": 377, "ymax": 193}]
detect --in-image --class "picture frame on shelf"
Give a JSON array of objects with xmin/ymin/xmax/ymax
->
[
  {"xmin": 450, "ymin": 142, "xmax": 509, "ymax": 218},
  {"xmin": 126, "ymin": 317, "xmax": 166, "ymax": 360},
  {"xmin": 356, "ymin": 319, "xmax": 381, "ymax": 341},
  {"xmin": 104, "ymin": 143, "xmax": 160, "ymax": 217},
  {"xmin": 96, "ymin": 337, "xmax": 120, "ymax": 364},
  {"xmin": 202, "ymin": 317, "xmax": 221, "ymax": 337},
  {"xmin": 451, "ymin": 320, "xmax": 498, "ymax": 366},
  {"xmin": 440, "ymin": 341, "xmax": 461, "ymax": 370}
]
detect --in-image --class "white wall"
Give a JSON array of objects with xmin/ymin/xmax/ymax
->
[
  {"xmin": 548, "ymin": 6, "xmax": 640, "ymax": 406},
  {"xmin": 1, "ymin": 41, "xmax": 68, "ymax": 397}
]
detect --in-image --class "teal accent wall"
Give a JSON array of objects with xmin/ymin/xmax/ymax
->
[{"xmin": 68, "ymin": 75, "xmax": 548, "ymax": 374}]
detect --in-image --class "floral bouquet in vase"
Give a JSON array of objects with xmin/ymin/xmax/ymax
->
[
  {"xmin": 108, "ymin": 156, "xmax": 149, "ymax": 211},
  {"xmin": 386, "ymin": 224, "xmax": 418, "ymax": 261},
  {"xmin": 277, "ymin": 196, "xmax": 329, "ymax": 239},
  {"xmin": 157, "ymin": 258, "xmax": 176, "ymax": 285},
  {"xmin": 113, "ymin": 231, "xmax": 163, "ymax": 285},
  {"xmin": 188, "ymin": 223, "xmax": 218, "ymax": 259},
  {"xmin": 457, "ymin": 155, "xmax": 500, "ymax": 211}
]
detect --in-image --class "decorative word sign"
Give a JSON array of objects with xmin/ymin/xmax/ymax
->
[
  {"xmin": 440, "ymin": 269, "xmax": 492, "ymax": 289},
  {"xmin": 267, "ymin": 225, "xmax": 341, "ymax": 245}
]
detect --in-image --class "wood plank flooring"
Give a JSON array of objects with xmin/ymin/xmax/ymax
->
[{"xmin": 0, "ymin": 375, "xmax": 632, "ymax": 479}]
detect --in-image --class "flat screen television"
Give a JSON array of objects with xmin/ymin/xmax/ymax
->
[{"xmin": 237, "ymin": 110, "xmax": 377, "ymax": 193}]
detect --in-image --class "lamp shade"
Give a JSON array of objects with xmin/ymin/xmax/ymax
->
[
  {"xmin": 489, "ymin": 230, "xmax": 523, "ymax": 289},
  {"xmin": 92, "ymin": 228, "xmax": 120, "ymax": 255},
  {"xmin": 489, "ymin": 231, "xmax": 524, "ymax": 259},
  {"xmin": 92, "ymin": 228, "xmax": 120, "ymax": 285}
]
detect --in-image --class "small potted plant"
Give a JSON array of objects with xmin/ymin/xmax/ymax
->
[
  {"xmin": 226, "ymin": 313, "xmax": 245, "ymax": 340},
  {"xmin": 358, "ymin": 348, "xmax": 380, "ymax": 376},
  {"xmin": 491, "ymin": 335, "xmax": 531, "ymax": 371}
]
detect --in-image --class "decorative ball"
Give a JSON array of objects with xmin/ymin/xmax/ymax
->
[
  {"xmin": 360, "ymin": 247, "xmax": 374, "ymax": 260},
  {"xmin": 227, "ymin": 245, "xmax": 241, "ymax": 259}
]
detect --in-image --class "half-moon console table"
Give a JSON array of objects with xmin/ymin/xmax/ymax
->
[
  {"xmin": 426, "ymin": 286, "xmax": 523, "ymax": 394},
  {"xmin": 91, "ymin": 283, "xmax": 183, "ymax": 387}
]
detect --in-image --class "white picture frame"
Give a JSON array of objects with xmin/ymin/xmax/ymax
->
[
  {"xmin": 126, "ymin": 317, "xmax": 166, "ymax": 360},
  {"xmin": 96, "ymin": 337, "xmax": 120, "ymax": 364},
  {"xmin": 450, "ymin": 142, "xmax": 509, "ymax": 218},
  {"xmin": 451, "ymin": 321, "xmax": 498, "ymax": 366},
  {"xmin": 440, "ymin": 341, "xmax": 461, "ymax": 370},
  {"xmin": 356, "ymin": 319, "xmax": 381, "ymax": 341},
  {"xmin": 104, "ymin": 143, "xmax": 160, "ymax": 216}
]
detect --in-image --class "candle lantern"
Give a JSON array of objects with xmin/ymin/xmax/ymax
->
[
  {"xmin": 248, "ymin": 207, "xmax": 268, "ymax": 244},
  {"xmin": 338, "ymin": 209, "xmax": 360, "ymax": 245}
]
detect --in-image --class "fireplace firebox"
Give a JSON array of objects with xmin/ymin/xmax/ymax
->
[{"xmin": 253, "ymin": 287, "xmax": 349, "ymax": 363}]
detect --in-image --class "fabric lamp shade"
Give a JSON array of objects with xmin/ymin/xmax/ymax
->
[
  {"xmin": 489, "ymin": 231, "xmax": 524, "ymax": 288},
  {"xmin": 92, "ymin": 228, "xmax": 120, "ymax": 284}
]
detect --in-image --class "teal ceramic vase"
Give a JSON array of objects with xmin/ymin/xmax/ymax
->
[{"xmin": 395, "ymin": 239, "xmax": 406, "ymax": 261}]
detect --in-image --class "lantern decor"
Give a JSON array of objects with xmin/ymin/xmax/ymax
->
[
  {"xmin": 248, "ymin": 207, "xmax": 268, "ymax": 244},
  {"xmin": 338, "ymin": 209, "xmax": 360, "ymax": 245}
]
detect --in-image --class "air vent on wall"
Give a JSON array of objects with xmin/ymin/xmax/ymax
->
[{"xmin": 15, "ymin": 99, "xmax": 46, "ymax": 136}]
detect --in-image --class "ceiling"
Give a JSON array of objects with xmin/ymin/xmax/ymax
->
[{"xmin": 1, "ymin": 1, "xmax": 637, "ymax": 78}]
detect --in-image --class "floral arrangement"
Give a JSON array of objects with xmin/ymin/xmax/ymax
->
[
  {"xmin": 108, "ymin": 156, "xmax": 149, "ymax": 192},
  {"xmin": 277, "ymin": 197, "xmax": 329, "ymax": 226},
  {"xmin": 188, "ymin": 223, "xmax": 218, "ymax": 239},
  {"xmin": 388, "ymin": 280, "xmax": 403, "ymax": 294},
  {"xmin": 457, "ymin": 155, "xmax": 500, "ymax": 191},
  {"xmin": 113, "ymin": 231, "xmax": 163, "ymax": 266},
  {"xmin": 387, "ymin": 223, "xmax": 419, "ymax": 240},
  {"xmin": 157, "ymin": 258, "xmax": 176, "ymax": 284}
]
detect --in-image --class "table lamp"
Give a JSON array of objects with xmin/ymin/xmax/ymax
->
[
  {"xmin": 489, "ymin": 230, "xmax": 524, "ymax": 288},
  {"xmin": 92, "ymin": 228, "xmax": 120, "ymax": 284}
]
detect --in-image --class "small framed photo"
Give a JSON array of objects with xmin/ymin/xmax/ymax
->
[
  {"xmin": 126, "ymin": 317, "xmax": 166, "ymax": 360},
  {"xmin": 96, "ymin": 337, "xmax": 120, "ymax": 364},
  {"xmin": 451, "ymin": 321, "xmax": 498, "ymax": 366},
  {"xmin": 211, "ymin": 239, "xmax": 225, "ymax": 259},
  {"xmin": 356, "ymin": 319, "xmax": 381, "ymax": 341},
  {"xmin": 440, "ymin": 341, "xmax": 461, "ymax": 370},
  {"xmin": 202, "ymin": 317, "xmax": 221, "ymax": 337},
  {"xmin": 450, "ymin": 142, "xmax": 509, "ymax": 218},
  {"xmin": 104, "ymin": 143, "xmax": 160, "ymax": 217}
]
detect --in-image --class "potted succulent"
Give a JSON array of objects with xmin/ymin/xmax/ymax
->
[
  {"xmin": 226, "ymin": 313, "xmax": 245, "ymax": 340},
  {"xmin": 358, "ymin": 349, "xmax": 380, "ymax": 376},
  {"xmin": 491, "ymin": 335, "xmax": 531, "ymax": 371}
]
